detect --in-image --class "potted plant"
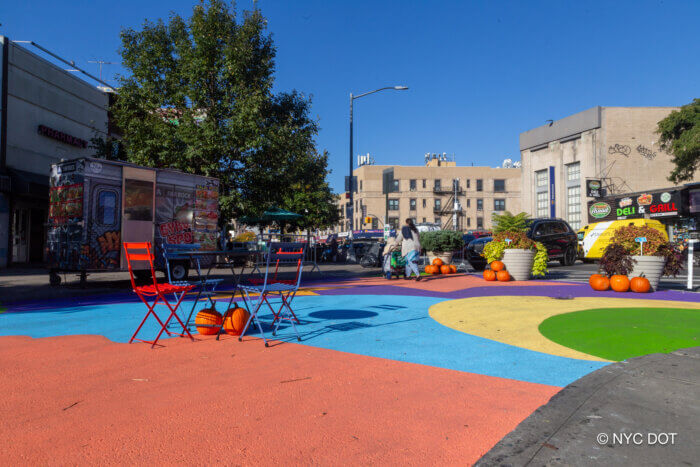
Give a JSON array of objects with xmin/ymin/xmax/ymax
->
[
  {"xmin": 599, "ymin": 225, "xmax": 684, "ymax": 291},
  {"xmin": 420, "ymin": 230, "xmax": 464, "ymax": 265},
  {"xmin": 482, "ymin": 231, "xmax": 549, "ymax": 280}
]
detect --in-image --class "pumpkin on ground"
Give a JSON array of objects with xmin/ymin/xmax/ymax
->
[
  {"xmin": 590, "ymin": 275, "xmax": 610, "ymax": 291},
  {"xmin": 630, "ymin": 276, "xmax": 651, "ymax": 293},
  {"xmin": 589, "ymin": 274, "xmax": 604, "ymax": 287},
  {"xmin": 195, "ymin": 307, "xmax": 222, "ymax": 335},
  {"xmin": 610, "ymin": 275, "xmax": 630, "ymax": 293},
  {"xmin": 425, "ymin": 265, "xmax": 436, "ymax": 274},
  {"xmin": 496, "ymin": 270, "xmax": 511, "ymax": 282},
  {"xmin": 223, "ymin": 307, "xmax": 250, "ymax": 336},
  {"xmin": 432, "ymin": 258, "xmax": 444, "ymax": 267},
  {"xmin": 440, "ymin": 265, "xmax": 452, "ymax": 275},
  {"xmin": 483, "ymin": 269, "xmax": 496, "ymax": 281},
  {"xmin": 490, "ymin": 261, "xmax": 505, "ymax": 272},
  {"xmin": 449, "ymin": 265, "xmax": 457, "ymax": 274}
]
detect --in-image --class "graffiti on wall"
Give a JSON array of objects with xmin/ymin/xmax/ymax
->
[
  {"xmin": 608, "ymin": 144, "xmax": 631, "ymax": 157},
  {"xmin": 636, "ymin": 144, "xmax": 657, "ymax": 160},
  {"xmin": 81, "ymin": 231, "xmax": 121, "ymax": 269}
]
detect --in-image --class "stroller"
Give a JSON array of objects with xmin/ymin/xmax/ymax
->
[{"xmin": 383, "ymin": 250, "xmax": 406, "ymax": 279}]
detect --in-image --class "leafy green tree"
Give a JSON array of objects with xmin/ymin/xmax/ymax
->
[
  {"xmin": 492, "ymin": 211, "xmax": 530, "ymax": 233},
  {"xmin": 658, "ymin": 98, "xmax": 700, "ymax": 183},
  {"xmin": 104, "ymin": 0, "xmax": 338, "ymax": 228}
]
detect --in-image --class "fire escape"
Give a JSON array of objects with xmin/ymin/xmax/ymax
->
[{"xmin": 433, "ymin": 181, "xmax": 464, "ymax": 230}]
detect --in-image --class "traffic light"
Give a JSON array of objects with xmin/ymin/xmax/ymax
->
[{"xmin": 364, "ymin": 216, "xmax": 372, "ymax": 224}]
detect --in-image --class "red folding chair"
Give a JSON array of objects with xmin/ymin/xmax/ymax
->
[{"xmin": 124, "ymin": 242, "xmax": 196, "ymax": 348}]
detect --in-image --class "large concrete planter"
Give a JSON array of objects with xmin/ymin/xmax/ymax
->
[
  {"xmin": 629, "ymin": 255, "xmax": 666, "ymax": 291},
  {"xmin": 502, "ymin": 249, "xmax": 535, "ymax": 281},
  {"xmin": 427, "ymin": 251, "xmax": 454, "ymax": 265}
]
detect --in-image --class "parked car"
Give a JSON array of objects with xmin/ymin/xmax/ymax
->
[
  {"xmin": 466, "ymin": 219, "xmax": 578, "ymax": 270},
  {"xmin": 527, "ymin": 218, "xmax": 578, "ymax": 266},
  {"xmin": 465, "ymin": 237, "xmax": 491, "ymax": 271}
]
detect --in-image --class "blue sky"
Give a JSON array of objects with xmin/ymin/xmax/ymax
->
[{"xmin": 2, "ymin": 0, "xmax": 698, "ymax": 192}]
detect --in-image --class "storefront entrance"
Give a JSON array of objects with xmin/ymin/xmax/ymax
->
[{"xmin": 11, "ymin": 206, "xmax": 46, "ymax": 264}]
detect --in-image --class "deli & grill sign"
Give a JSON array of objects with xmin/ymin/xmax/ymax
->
[
  {"xmin": 587, "ymin": 190, "xmax": 681, "ymax": 223},
  {"xmin": 37, "ymin": 125, "xmax": 88, "ymax": 148}
]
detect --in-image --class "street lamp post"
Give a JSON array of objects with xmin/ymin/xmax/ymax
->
[{"xmin": 349, "ymin": 85, "xmax": 408, "ymax": 231}]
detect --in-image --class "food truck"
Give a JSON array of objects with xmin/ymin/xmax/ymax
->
[{"xmin": 46, "ymin": 158, "xmax": 219, "ymax": 285}]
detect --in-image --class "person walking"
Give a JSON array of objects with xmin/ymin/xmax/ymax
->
[
  {"xmin": 381, "ymin": 232, "xmax": 399, "ymax": 279},
  {"xmin": 396, "ymin": 219, "xmax": 422, "ymax": 281}
]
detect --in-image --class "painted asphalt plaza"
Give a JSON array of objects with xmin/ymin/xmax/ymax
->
[{"xmin": 1, "ymin": 273, "xmax": 699, "ymax": 464}]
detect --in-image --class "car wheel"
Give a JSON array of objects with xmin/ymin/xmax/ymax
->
[
  {"xmin": 170, "ymin": 262, "xmax": 189, "ymax": 281},
  {"xmin": 49, "ymin": 271, "xmax": 61, "ymax": 286},
  {"xmin": 561, "ymin": 247, "xmax": 577, "ymax": 266}
]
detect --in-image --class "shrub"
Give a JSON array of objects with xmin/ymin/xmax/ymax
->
[
  {"xmin": 482, "ymin": 230, "xmax": 549, "ymax": 276},
  {"xmin": 492, "ymin": 211, "xmax": 530, "ymax": 234},
  {"xmin": 599, "ymin": 243, "xmax": 635, "ymax": 277},
  {"xmin": 420, "ymin": 230, "xmax": 464, "ymax": 252},
  {"xmin": 610, "ymin": 225, "xmax": 668, "ymax": 256}
]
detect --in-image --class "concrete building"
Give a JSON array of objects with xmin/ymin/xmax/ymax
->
[
  {"xmin": 519, "ymin": 106, "xmax": 699, "ymax": 230},
  {"xmin": 0, "ymin": 37, "xmax": 110, "ymax": 267},
  {"xmin": 340, "ymin": 154, "xmax": 522, "ymax": 232}
]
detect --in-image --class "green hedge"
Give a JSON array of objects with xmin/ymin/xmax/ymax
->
[{"xmin": 420, "ymin": 230, "xmax": 464, "ymax": 252}]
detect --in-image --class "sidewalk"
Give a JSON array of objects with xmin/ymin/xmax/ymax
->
[{"xmin": 477, "ymin": 347, "xmax": 700, "ymax": 466}]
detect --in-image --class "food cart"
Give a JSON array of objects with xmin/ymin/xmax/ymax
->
[{"xmin": 46, "ymin": 158, "xmax": 219, "ymax": 285}]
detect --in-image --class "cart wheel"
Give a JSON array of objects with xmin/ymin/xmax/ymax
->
[
  {"xmin": 264, "ymin": 342, "xmax": 269, "ymax": 347},
  {"xmin": 297, "ymin": 337, "xmax": 301, "ymax": 342},
  {"xmin": 238, "ymin": 337, "xmax": 242, "ymax": 342},
  {"xmin": 49, "ymin": 272, "xmax": 61, "ymax": 286},
  {"xmin": 272, "ymin": 331, "xmax": 276, "ymax": 336},
  {"xmin": 170, "ymin": 262, "xmax": 189, "ymax": 281}
]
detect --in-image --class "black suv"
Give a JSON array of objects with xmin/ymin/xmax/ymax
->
[
  {"xmin": 464, "ymin": 218, "xmax": 578, "ymax": 270},
  {"xmin": 527, "ymin": 218, "xmax": 578, "ymax": 266}
]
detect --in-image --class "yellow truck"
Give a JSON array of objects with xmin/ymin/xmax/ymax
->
[{"xmin": 577, "ymin": 219, "xmax": 668, "ymax": 261}]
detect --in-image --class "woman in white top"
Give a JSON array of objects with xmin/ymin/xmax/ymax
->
[{"xmin": 395, "ymin": 218, "xmax": 422, "ymax": 281}]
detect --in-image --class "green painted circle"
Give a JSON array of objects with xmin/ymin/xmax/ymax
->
[{"xmin": 539, "ymin": 308, "xmax": 700, "ymax": 361}]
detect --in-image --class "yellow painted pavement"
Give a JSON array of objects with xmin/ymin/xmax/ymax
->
[{"xmin": 429, "ymin": 296, "xmax": 700, "ymax": 362}]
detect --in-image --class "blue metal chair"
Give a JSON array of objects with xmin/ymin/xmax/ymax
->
[{"xmin": 238, "ymin": 242, "xmax": 306, "ymax": 346}]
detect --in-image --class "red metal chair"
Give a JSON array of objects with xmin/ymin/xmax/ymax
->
[{"xmin": 124, "ymin": 242, "xmax": 196, "ymax": 348}]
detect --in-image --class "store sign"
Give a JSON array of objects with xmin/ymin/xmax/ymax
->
[
  {"xmin": 586, "ymin": 179, "xmax": 602, "ymax": 198},
  {"xmin": 37, "ymin": 124, "xmax": 88, "ymax": 148},
  {"xmin": 587, "ymin": 190, "xmax": 681, "ymax": 223},
  {"xmin": 589, "ymin": 202, "xmax": 612, "ymax": 219}
]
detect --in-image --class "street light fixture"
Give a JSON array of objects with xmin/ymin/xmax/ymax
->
[{"xmin": 348, "ymin": 85, "xmax": 408, "ymax": 231}]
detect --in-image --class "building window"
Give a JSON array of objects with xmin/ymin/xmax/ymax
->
[
  {"xmin": 466, "ymin": 199, "xmax": 471, "ymax": 208},
  {"xmin": 422, "ymin": 199, "xmax": 427, "ymax": 208},
  {"xmin": 434, "ymin": 199, "xmax": 442, "ymax": 210},
  {"xmin": 494, "ymin": 179, "xmax": 505, "ymax": 192},
  {"xmin": 567, "ymin": 185, "xmax": 581, "ymax": 230},
  {"xmin": 476, "ymin": 198, "xmax": 483, "ymax": 211},
  {"xmin": 410, "ymin": 179, "xmax": 417, "ymax": 191},
  {"xmin": 467, "ymin": 217, "xmax": 471, "ymax": 227},
  {"xmin": 536, "ymin": 169, "xmax": 547, "ymax": 188},
  {"xmin": 452, "ymin": 179, "xmax": 459, "ymax": 191},
  {"xmin": 409, "ymin": 217, "xmax": 417, "ymax": 225},
  {"xmin": 410, "ymin": 198, "xmax": 417, "ymax": 210},
  {"xmin": 388, "ymin": 199, "xmax": 399, "ymax": 211},
  {"xmin": 434, "ymin": 179, "xmax": 441, "ymax": 191},
  {"xmin": 388, "ymin": 217, "xmax": 399, "ymax": 229},
  {"xmin": 360, "ymin": 180, "xmax": 363, "ymax": 191},
  {"xmin": 466, "ymin": 179, "xmax": 470, "ymax": 189},
  {"xmin": 97, "ymin": 190, "xmax": 117, "ymax": 225},
  {"xmin": 567, "ymin": 162, "xmax": 581, "ymax": 182},
  {"xmin": 422, "ymin": 179, "xmax": 426, "ymax": 189},
  {"xmin": 477, "ymin": 217, "xmax": 483, "ymax": 229},
  {"xmin": 536, "ymin": 191, "xmax": 548, "ymax": 217},
  {"xmin": 476, "ymin": 179, "xmax": 483, "ymax": 192},
  {"xmin": 494, "ymin": 199, "xmax": 506, "ymax": 211},
  {"xmin": 393, "ymin": 179, "xmax": 399, "ymax": 191},
  {"xmin": 422, "ymin": 217, "xmax": 426, "ymax": 223},
  {"xmin": 435, "ymin": 217, "xmax": 441, "ymax": 225}
]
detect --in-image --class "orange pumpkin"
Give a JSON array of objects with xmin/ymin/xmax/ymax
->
[
  {"xmin": 483, "ymin": 269, "xmax": 496, "ymax": 281},
  {"xmin": 589, "ymin": 274, "xmax": 604, "ymax": 287},
  {"xmin": 432, "ymin": 258, "xmax": 444, "ymax": 267},
  {"xmin": 490, "ymin": 261, "xmax": 505, "ymax": 272},
  {"xmin": 449, "ymin": 265, "xmax": 457, "ymax": 274},
  {"xmin": 590, "ymin": 275, "xmax": 610, "ymax": 291},
  {"xmin": 440, "ymin": 265, "xmax": 451, "ymax": 275},
  {"xmin": 610, "ymin": 275, "xmax": 630, "ymax": 293},
  {"xmin": 223, "ymin": 307, "xmax": 250, "ymax": 336},
  {"xmin": 496, "ymin": 270, "xmax": 510, "ymax": 282},
  {"xmin": 195, "ymin": 308, "xmax": 222, "ymax": 335},
  {"xmin": 630, "ymin": 276, "xmax": 651, "ymax": 293},
  {"xmin": 425, "ymin": 265, "xmax": 435, "ymax": 274}
]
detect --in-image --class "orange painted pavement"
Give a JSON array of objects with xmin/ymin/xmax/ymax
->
[
  {"xmin": 309, "ymin": 274, "xmax": 566, "ymax": 293},
  {"xmin": 0, "ymin": 334, "xmax": 559, "ymax": 465}
]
